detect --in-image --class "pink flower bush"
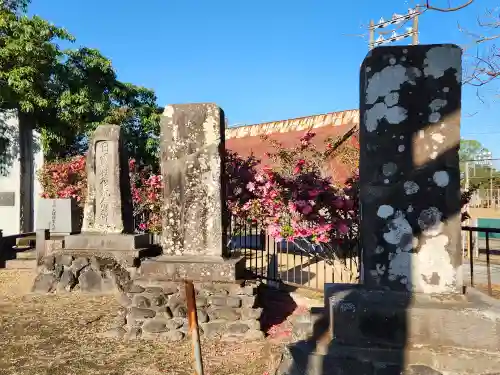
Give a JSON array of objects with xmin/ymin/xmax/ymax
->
[
  {"xmin": 38, "ymin": 156, "xmax": 164, "ymax": 233},
  {"xmin": 228, "ymin": 131, "xmax": 359, "ymax": 251}
]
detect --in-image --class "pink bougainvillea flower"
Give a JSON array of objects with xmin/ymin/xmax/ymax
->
[
  {"xmin": 308, "ymin": 189, "xmax": 320, "ymax": 198},
  {"xmin": 301, "ymin": 204, "xmax": 313, "ymax": 215},
  {"xmin": 337, "ymin": 222, "xmax": 349, "ymax": 235}
]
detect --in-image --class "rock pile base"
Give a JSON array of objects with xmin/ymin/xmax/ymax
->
[
  {"xmin": 32, "ymin": 254, "xmax": 130, "ymax": 294},
  {"xmin": 104, "ymin": 280, "xmax": 265, "ymax": 342}
]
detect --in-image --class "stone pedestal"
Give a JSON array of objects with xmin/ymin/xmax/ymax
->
[{"xmin": 138, "ymin": 255, "xmax": 246, "ymax": 283}]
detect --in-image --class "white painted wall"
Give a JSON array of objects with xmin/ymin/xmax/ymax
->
[{"xmin": 0, "ymin": 110, "xmax": 44, "ymax": 235}]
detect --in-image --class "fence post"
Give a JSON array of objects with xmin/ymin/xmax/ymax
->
[{"xmin": 35, "ymin": 229, "xmax": 50, "ymax": 268}]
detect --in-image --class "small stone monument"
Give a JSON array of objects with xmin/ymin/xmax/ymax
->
[
  {"xmin": 64, "ymin": 125, "xmax": 150, "ymax": 258},
  {"xmin": 36, "ymin": 198, "xmax": 81, "ymax": 235},
  {"xmin": 318, "ymin": 45, "xmax": 500, "ymax": 374},
  {"xmin": 139, "ymin": 103, "xmax": 244, "ymax": 282}
]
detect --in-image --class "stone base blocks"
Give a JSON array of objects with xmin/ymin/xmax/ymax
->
[
  {"xmin": 32, "ymin": 253, "xmax": 131, "ymax": 294},
  {"xmin": 138, "ymin": 255, "xmax": 246, "ymax": 283},
  {"xmin": 105, "ymin": 280, "xmax": 264, "ymax": 342}
]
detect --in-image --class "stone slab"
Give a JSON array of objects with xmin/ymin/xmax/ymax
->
[
  {"xmin": 278, "ymin": 341, "xmax": 500, "ymax": 375},
  {"xmin": 81, "ymin": 125, "xmax": 134, "ymax": 234},
  {"xmin": 359, "ymin": 44, "xmax": 463, "ymax": 294},
  {"xmin": 159, "ymin": 104, "xmax": 228, "ymax": 257},
  {"xmin": 36, "ymin": 198, "xmax": 81, "ymax": 234},
  {"xmin": 0, "ymin": 191, "xmax": 15, "ymax": 206},
  {"xmin": 64, "ymin": 233, "xmax": 151, "ymax": 251},
  {"xmin": 328, "ymin": 285, "xmax": 500, "ymax": 352},
  {"xmin": 51, "ymin": 247, "xmax": 159, "ymax": 267},
  {"xmin": 138, "ymin": 255, "xmax": 246, "ymax": 282}
]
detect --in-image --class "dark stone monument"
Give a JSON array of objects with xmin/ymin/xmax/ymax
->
[
  {"xmin": 281, "ymin": 45, "xmax": 500, "ymax": 374},
  {"xmin": 138, "ymin": 104, "xmax": 245, "ymax": 282}
]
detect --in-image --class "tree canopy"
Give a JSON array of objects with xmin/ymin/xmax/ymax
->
[
  {"xmin": 0, "ymin": 0, "xmax": 161, "ymax": 167},
  {"xmin": 459, "ymin": 139, "xmax": 491, "ymax": 163}
]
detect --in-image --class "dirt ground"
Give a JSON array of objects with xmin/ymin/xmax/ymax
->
[
  {"xmin": 0, "ymin": 270, "xmax": 283, "ymax": 375},
  {"xmin": 475, "ymin": 283, "xmax": 500, "ymax": 299}
]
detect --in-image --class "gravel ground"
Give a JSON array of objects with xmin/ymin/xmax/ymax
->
[{"xmin": 0, "ymin": 270, "xmax": 279, "ymax": 375}]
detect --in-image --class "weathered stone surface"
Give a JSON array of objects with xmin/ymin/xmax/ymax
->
[
  {"xmin": 128, "ymin": 307, "xmax": 156, "ymax": 320},
  {"xmin": 240, "ymin": 295, "xmax": 256, "ymax": 308},
  {"xmin": 127, "ymin": 284, "xmax": 145, "ymax": 293},
  {"xmin": 32, "ymin": 273, "xmax": 56, "ymax": 293},
  {"xmin": 201, "ymin": 321, "xmax": 227, "ymax": 337},
  {"xmin": 162, "ymin": 330, "xmax": 184, "ymax": 342},
  {"xmin": 81, "ymin": 124, "xmax": 134, "ymax": 234},
  {"xmin": 240, "ymin": 319, "xmax": 260, "ymax": 331},
  {"xmin": 56, "ymin": 254, "xmax": 74, "ymax": 267},
  {"xmin": 36, "ymin": 198, "xmax": 81, "ymax": 234},
  {"xmin": 151, "ymin": 295, "xmax": 167, "ymax": 307},
  {"xmin": 53, "ymin": 263, "xmax": 64, "ymax": 279},
  {"xmin": 43, "ymin": 255, "xmax": 55, "ymax": 271},
  {"xmin": 64, "ymin": 233, "xmax": 150, "ymax": 251},
  {"xmin": 57, "ymin": 269, "xmax": 76, "ymax": 291},
  {"xmin": 125, "ymin": 326, "xmax": 141, "ymax": 341},
  {"xmin": 197, "ymin": 309, "xmax": 209, "ymax": 323},
  {"xmin": 139, "ymin": 255, "xmax": 245, "ymax": 282},
  {"xmin": 228, "ymin": 323, "xmax": 250, "ymax": 334},
  {"xmin": 145, "ymin": 286, "xmax": 164, "ymax": 295},
  {"xmin": 244, "ymin": 329, "xmax": 265, "ymax": 341},
  {"xmin": 165, "ymin": 318, "xmax": 183, "ymax": 331},
  {"xmin": 102, "ymin": 327, "xmax": 126, "ymax": 339},
  {"xmin": 132, "ymin": 295, "xmax": 151, "ymax": 309},
  {"xmin": 71, "ymin": 257, "xmax": 89, "ymax": 274},
  {"xmin": 167, "ymin": 295, "xmax": 185, "ymax": 310},
  {"xmin": 78, "ymin": 269, "xmax": 102, "ymax": 292},
  {"xmin": 208, "ymin": 295, "xmax": 241, "ymax": 308},
  {"xmin": 142, "ymin": 319, "xmax": 168, "ymax": 333},
  {"xmin": 208, "ymin": 307, "xmax": 240, "ymax": 321},
  {"xmin": 173, "ymin": 306, "xmax": 187, "ymax": 318},
  {"xmin": 118, "ymin": 293, "xmax": 132, "ymax": 307},
  {"xmin": 195, "ymin": 296, "xmax": 207, "ymax": 307},
  {"xmin": 156, "ymin": 306, "xmax": 173, "ymax": 319},
  {"xmin": 229, "ymin": 284, "xmax": 255, "ymax": 296},
  {"xmin": 111, "ymin": 316, "xmax": 126, "ymax": 328},
  {"xmin": 240, "ymin": 307, "xmax": 262, "ymax": 320},
  {"xmin": 159, "ymin": 104, "xmax": 227, "ymax": 257},
  {"xmin": 359, "ymin": 44, "xmax": 462, "ymax": 294}
]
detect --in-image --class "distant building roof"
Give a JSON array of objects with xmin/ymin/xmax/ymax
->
[{"xmin": 226, "ymin": 109, "xmax": 360, "ymax": 183}]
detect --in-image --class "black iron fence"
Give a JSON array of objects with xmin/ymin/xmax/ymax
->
[
  {"xmin": 227, "ymin": 218, "xmax": 359, "ymax": 292},
  {"xmin": 462, "ymin": 225, "xmax": 500, "ymax": 297}
]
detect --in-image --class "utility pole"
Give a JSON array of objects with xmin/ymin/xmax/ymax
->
[
  {"xmin": 412, "ymin": 6, "xmax": 420, "ymax": 45},
  {"xmin": 368, "ymin": 7, "xmax": 420, "ymax": 50},
  {"xmin": 465, "ymin": 161, "xmax": 470, "ymax": 190}
]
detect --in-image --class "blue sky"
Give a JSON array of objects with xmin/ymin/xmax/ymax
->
[{"xmin": 29, "ymin": 0, "xmax": 500, "ymax": 157}]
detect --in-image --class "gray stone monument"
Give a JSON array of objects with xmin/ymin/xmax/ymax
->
[
  {"xmin": 316, "ymin": 45, "xmax": 500, "ymax": 374},
  {"xmin": 36, "ymin": 198, "xmax": 81, "ymax": 235},
  {"xmin": 139, "ymin": 103, "xmax": 244, "ymax": 282},
  {"xmin": 64, "ymin": 125, "xmax": 150, "ymax": 255}
]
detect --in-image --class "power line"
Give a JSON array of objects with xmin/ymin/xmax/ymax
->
[{"xmin": 368, "ymin": 7, "xmax": 422, "ymax": 50}]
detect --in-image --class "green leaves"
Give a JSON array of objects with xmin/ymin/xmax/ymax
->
[{"xmin": 0, "ymin": 3, "xmax": 161, "ymax": 166}]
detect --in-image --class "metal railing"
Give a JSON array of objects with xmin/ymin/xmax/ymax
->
[
  {"xmin": 227, "ymin": 218, "xmax": 360, "ymax": 292},
  {"xmin": 462, "ymin": 225, "xmax": 500, "ymax": 296}
]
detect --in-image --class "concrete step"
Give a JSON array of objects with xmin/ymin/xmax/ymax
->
[
  {"xmin": 16, "ymin": 249, "xmax": 36, "ymax": 260},
  {"xmin": 5, "ymin": 259, "xmax": 36, "ymax": 269},
  {"xmin": 15, "ymin": 238, "xmax": 35, "ymax": 247}
]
